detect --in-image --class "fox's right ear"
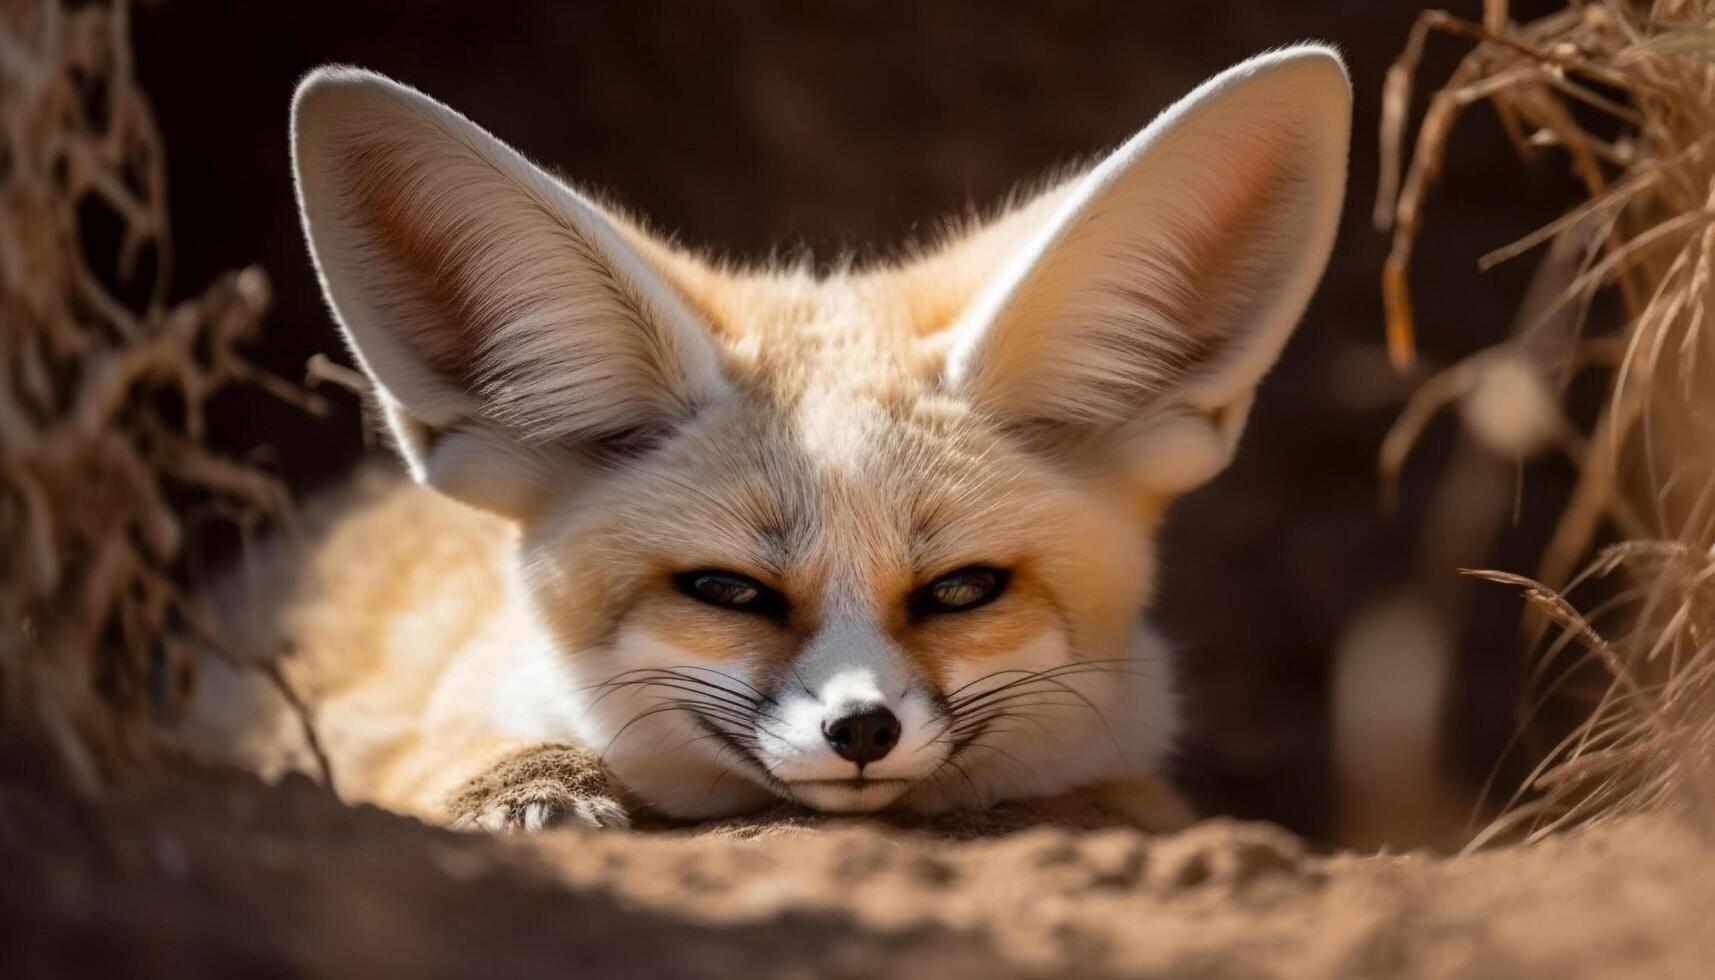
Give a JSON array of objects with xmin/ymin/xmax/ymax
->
[
  {"xmin": 944, "ymin": 47, "xmax": 1350, "ymax": 497},
  {"xmin": 292, "ymin": 67, "xmax": 729, "ymax": 518}
]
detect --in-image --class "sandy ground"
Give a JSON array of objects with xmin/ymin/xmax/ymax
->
[{"xmin": 4, "ymin": 757, "xmax": 1713, "ymax": 979}]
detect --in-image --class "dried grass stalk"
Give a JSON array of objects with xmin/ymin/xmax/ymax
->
[
  {"xmin": 1, "ymin": 0, "xmax": 299, "ymax": 788},
  {"xmin": 1378, "ymin": 0, "xmax": 1715, "ymax": 841}
]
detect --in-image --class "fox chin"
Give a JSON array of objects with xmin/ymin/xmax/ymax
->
[{"xmin": 187, "ymin": 46, "xmax": 1350, "ymax": 832}]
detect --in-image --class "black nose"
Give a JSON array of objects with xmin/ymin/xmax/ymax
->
[{"xmin": 823, "ymin": 706, "xmax": 901, "ymax": 766}]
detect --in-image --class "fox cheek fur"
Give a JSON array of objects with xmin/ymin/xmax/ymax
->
[{"xmin": 279, "ymin": 46, "xmax": 1350, "ymax": 821}]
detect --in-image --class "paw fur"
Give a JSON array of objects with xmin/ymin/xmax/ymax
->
[{"xmin": 446, "ymin": 743, "xmax": 631, "ymax": 832}]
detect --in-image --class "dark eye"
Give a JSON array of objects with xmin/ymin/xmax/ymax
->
[
  {"xmin": 675, "ymin": 570, "xmax": 787, "ymax": 620},
  {"xmin": 914, "ymin": 566, "xmax": 1010, "ymax": 616}
]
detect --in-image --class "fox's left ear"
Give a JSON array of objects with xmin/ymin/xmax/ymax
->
[
  {"xmin": 291, "ymin": 68, "xmax": 731, "ymax": 519},
  {"xmin": 945, "ymin": 46, "xmax": 1350, "ymax": 495}
]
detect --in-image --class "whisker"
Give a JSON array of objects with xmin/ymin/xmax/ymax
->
[
  {"xmin": 692, "ymin": 716, "xmax": 797, "ymax": 806},
  {"xmin": 583, "ymin": 665, "xmax": 761, "ymax": 698},
  {"xmin": 652, "ymin": 697, "xmax": 785, "ymax": 741},
  {"xmin": 945, "ymin": 659, "xmax": 1148, "ymax": 712},
  {"xmin": 910, "ymin": 757, "xmax": 958, "ymax": 804},
  {"xmin": 947, "ymin": 668, "xmax": 1094, "ymax": 713},
  {"xmin": 577, "ymin": 673, "xmax": 776, "ymax": 736},
  {"xmin": 911, "ymin": 716, "xmax": 956, "ymax": 756},
  {"xmin": 942, "ymin": 755, "xmax": 984, "ymax": 807},
  {"xmin": 599, "ymin": 703, "xmax": 707, "ymax": 761},
  {"xmin": 638, "ymin": 667, "xmax": 774, "ymax": 708},
  {"xmin": 584, "ymin": 671, "xmax": 766, "ymax": 714},
  {"xmin": 957, "ymin": 734, "xmax": 1038, "ymax": 782},
  {"xmin": 943, "ymin": 706, "xmax": 1059, "ymax": 742},
  {"xmin": 790, "ymin": 664, "xmax": 815, "ymax": 699},
  {"xmin": 578, "ymin": 679, "xmax": 711, "ymax": 724},
  {"xmin": 587, "ymin": 685, "xmax": 756, "ymax": 727},
  {"xmin": 947, "ymin": 689, "xmax": 1088, "ymax": 723},
  {"xmin": 1017, "ymin": 673, "xmax": 1129, "ymax": 765},
  {"xmin": 671, "ymin": 664, "xmax": 778, "ymax": 705},
  {"xmin": 941, "ymin": 702, "xmax": 1080, "ymax": 746},
  {"xmin": 702, "ymin": 757, "xmax": 748, "ymax": 808}
]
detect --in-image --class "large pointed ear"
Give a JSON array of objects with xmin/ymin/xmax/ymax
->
[
  {"xmin": 945, "ymin": 47, "xmax": 1350, "ymax": 495},
  {"xmin": 292, "ymin": 67, "xmax": 730, "ymax": 518}
]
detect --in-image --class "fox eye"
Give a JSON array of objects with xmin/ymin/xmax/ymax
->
[
  {"xmin": 676, "ymin": 570, "xmax": 786, "ymax": 620},
  {"xmin": 915, "ymin": 566, "xmax": 1010, "ymax": 616}
]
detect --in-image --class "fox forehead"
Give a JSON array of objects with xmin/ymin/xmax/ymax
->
[
  {"xmin": 562, "ymin": 368, "xmax": 1070, "ymax": 588},
  {"xmin": 655, "ymin": 255, "xmax": 983, "ymax": 396},
  {"xmin": 628, "ymin": 258, "xmax": 1082, "ymax": 540}
]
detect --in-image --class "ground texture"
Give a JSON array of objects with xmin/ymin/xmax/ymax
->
[{"xmin": 4, "ymin": 758, "xmax": 1712, "ymax": 979}]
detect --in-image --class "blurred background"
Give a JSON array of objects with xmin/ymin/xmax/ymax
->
[{"xmin": 127, "ymin": 0, "xmax": 1588, "ymax": 845}]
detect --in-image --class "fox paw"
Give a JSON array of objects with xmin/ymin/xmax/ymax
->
[
  {"xmin": 447, "ymin": 743, "xmax": 631, "ymax": 832},
  {"xmin": 464, "ymin": 790, "xmax": 630, "ymax": 832}
]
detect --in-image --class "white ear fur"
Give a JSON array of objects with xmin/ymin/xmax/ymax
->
[
  {"xmin": 945, "ymin": 46, "xmax": 1351, "ymax": 494},
  {"xmin": 291, "ymin": 67, "xmax": 729, "ymax": 517}
]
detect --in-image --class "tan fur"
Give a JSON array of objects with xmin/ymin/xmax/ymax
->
[{"xmin": 192, "ymin": 48, "xmax": 1351, "ymax": 827}]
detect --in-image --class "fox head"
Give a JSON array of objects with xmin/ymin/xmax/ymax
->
[{"xmin": 292, "ymin": 48, "xmax": 1349, "ymax": 819}]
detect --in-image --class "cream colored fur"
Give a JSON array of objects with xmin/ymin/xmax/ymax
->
[{"xmin": 190, "ymin": 47, "xmax": 1350, "ymax": 829}]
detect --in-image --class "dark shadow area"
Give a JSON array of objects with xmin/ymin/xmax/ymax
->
[{"xmin": 0, "ymin": 753, "xmax": 1061, "ymax": 979}]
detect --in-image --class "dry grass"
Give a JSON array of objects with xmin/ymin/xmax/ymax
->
[
  {"xmin": 0, "ymin": 0, "xmax": 308, "ymax": 789},
  {"xmin": 1377, "ymin": 0, "xmax": 1715, "ymax": 843}
]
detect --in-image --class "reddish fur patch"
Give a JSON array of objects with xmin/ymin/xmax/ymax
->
[
  {"xmin": 897, "ymin": 573, "xmax": 1067, "ymax": 687},
  {"xmin": 626, "ymin": 598, "xmax": 798, "ymax": 664},
  {"xmin": 342, "ymin": 139, "xmax": 489, "ymax": 378}
]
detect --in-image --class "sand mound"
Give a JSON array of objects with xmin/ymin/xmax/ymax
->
[{"xmin": 5, "ymin": 761, "xmax": 1712, "ymax": 979}]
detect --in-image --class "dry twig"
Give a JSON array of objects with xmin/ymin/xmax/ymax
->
[{"xmin": 1, "ymin": 0, "xmax": 302, "ymax": 785}]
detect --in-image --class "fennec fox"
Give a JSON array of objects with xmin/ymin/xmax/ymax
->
[{"xmin": 190, "ymin": 47, "xmax": 1350, "ymax": 831}]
